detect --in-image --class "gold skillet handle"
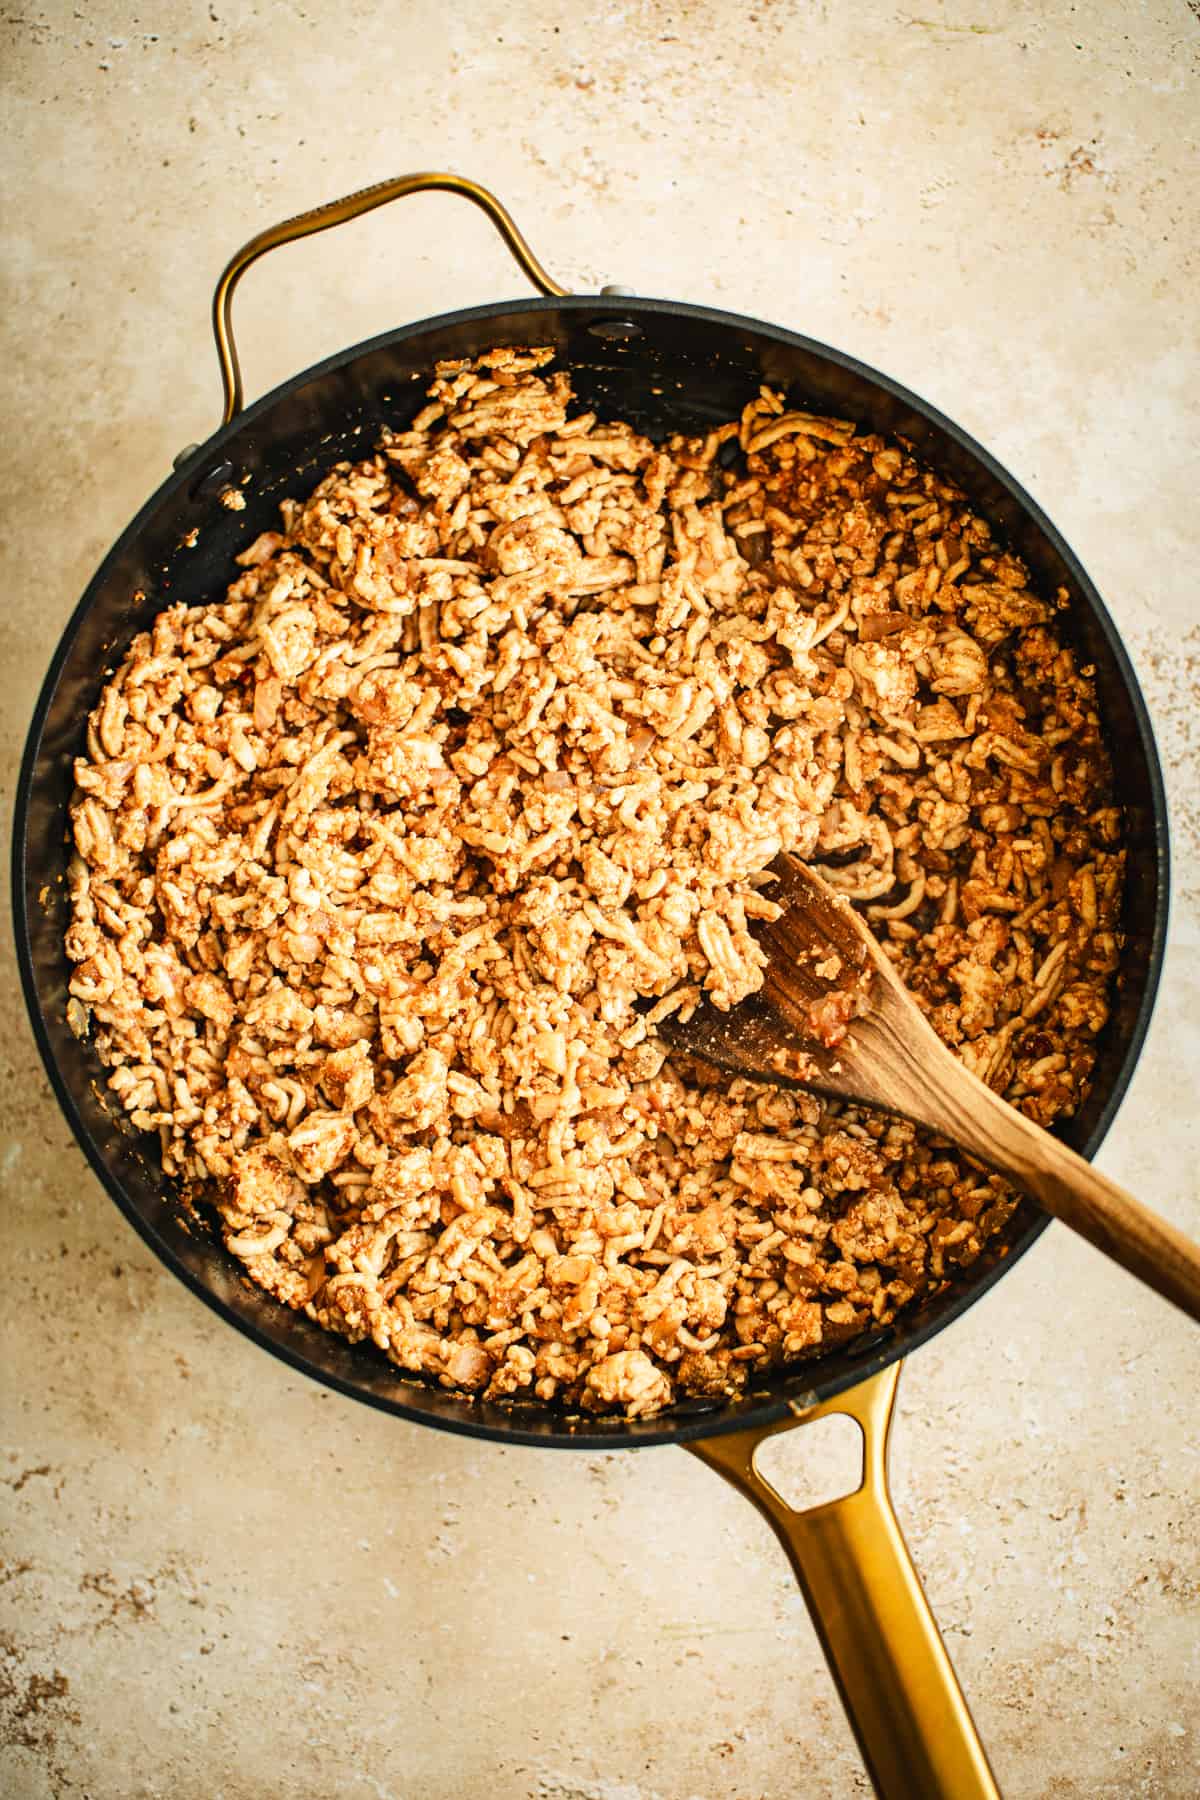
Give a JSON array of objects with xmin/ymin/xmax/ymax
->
[
  {"xmin": 687, "ymin": 1363, "xmax": 1000, "ymax": 1799},
  {"xmin": 211, "ymin": 172, "xmax": 569, "ymax": 425}
]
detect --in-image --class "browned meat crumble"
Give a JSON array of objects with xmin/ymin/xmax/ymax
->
[{"xmin": 65, "ymin": 348, "xmax": 1123, "ymax": 1417}]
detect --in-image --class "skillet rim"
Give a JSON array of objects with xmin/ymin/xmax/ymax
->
[{"xmin": 11, "ymin": 292, "xmax": 1171, "ymax": 1449}]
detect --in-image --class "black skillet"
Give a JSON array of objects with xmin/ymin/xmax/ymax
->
[{"xmin": 12, "ymin": 175, "xmax": 1169, "ymax": 1799}]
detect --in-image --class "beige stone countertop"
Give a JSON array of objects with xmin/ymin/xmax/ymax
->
[{"xmin": 2, "ymin": 4, "xmax": 1197, "ymax": 1796}]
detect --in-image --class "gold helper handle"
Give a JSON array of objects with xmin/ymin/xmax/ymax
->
[
  {"xmin": 211, "ymin": 172, "xmax": 569, "ymax": 425},
  {"xmin": 689, "ymin": 1363, "xmax": 1000, "ymax": 1799}
]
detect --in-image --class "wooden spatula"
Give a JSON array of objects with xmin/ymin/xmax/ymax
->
[{"xmin": 655, "ymin": 854, "xmax": 1200, "ymax": 1324}]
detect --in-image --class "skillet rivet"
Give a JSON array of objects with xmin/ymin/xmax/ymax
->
[
  {"xmin": 190, "ymin": 460, "xmax": 237, "ymax": 502},
  {"xmin": 589, "ymin": 318, "xmax": 642, "ymax": 342}
]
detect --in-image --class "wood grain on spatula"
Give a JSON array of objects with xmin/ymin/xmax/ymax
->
[{"xmin": 656, "ymin": 854, "xmax": 1200, "ymax": 1326}]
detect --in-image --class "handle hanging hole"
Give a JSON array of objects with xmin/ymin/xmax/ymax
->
[{"xmin": 753, "ymin": 1412, "xmax": 865, "ymax": 1511}]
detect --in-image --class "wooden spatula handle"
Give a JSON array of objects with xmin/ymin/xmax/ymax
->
[{"xmin": 914, "ymin": 1050, "xmax": 1200, "ymax": 1325}]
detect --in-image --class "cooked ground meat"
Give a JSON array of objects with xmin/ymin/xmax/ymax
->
[{"xmin": 64, "ymin": 347, "xmax": 1123, "ymax": 1417}]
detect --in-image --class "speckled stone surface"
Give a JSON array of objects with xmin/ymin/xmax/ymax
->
[{"xmin": 2, "ymin": 4, "xmax": 1198, "ymax": 1796}]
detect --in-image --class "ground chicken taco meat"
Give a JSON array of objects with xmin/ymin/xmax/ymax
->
[{"xmin": 64, "ymin": 348, "xmax": 1123, "ymax": 1418}]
